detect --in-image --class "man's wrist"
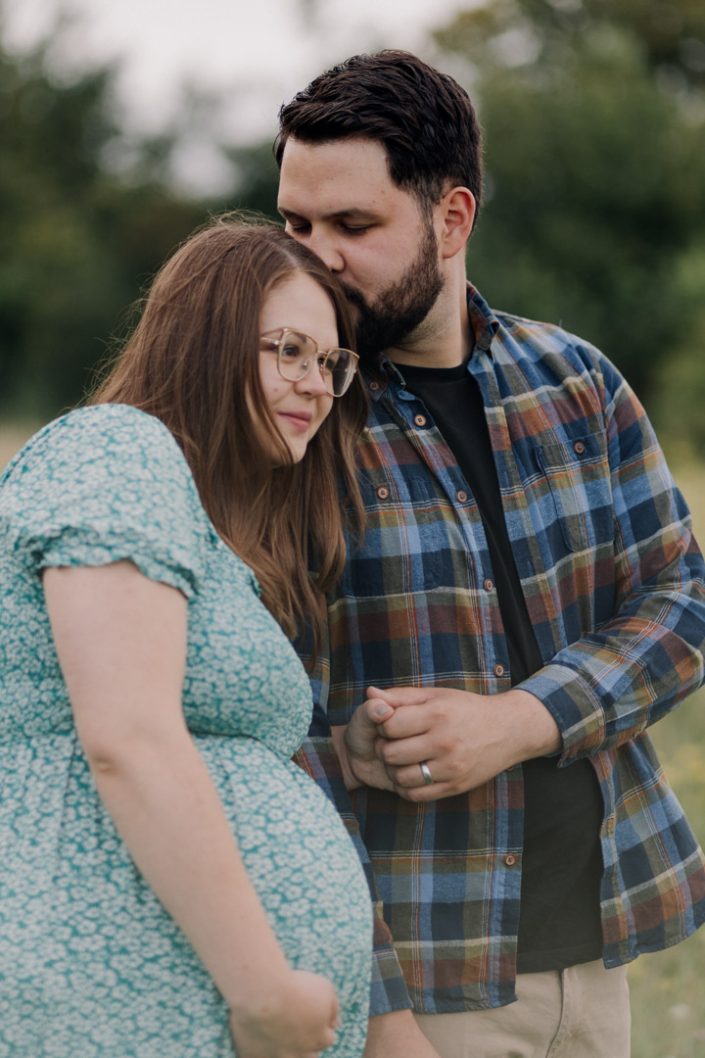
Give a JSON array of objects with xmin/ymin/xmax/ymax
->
[{"xmin": 501, "ymin": 688, "xmax": 561, "ymax": 760}]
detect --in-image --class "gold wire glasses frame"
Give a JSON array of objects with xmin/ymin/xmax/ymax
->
[{"xmin": 260, "ymin": 329, "xmax": 360, "ymax": 398}]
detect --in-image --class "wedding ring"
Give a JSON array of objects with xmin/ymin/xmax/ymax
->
[{"xmin": 419, "ymin": 761, "xmax": 434, "ymax": 786}]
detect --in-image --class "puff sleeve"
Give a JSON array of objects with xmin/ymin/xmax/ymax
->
[{"xmin": 1, "ymin": 404, "xmax": 208, "ymax": 598}]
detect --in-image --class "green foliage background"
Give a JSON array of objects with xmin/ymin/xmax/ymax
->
[
  {"xmin": 1, "ymin": 1, "xmax": 705, "ymax": 1052},
  {"xmin": 0, "ymin": 36, "xmax": 209, "ymax": 415},
  {"xmin": 2, "ymin": 0, "xmax": 705, "ymax": 451},
  {"xmin": 434, "ymin": 0, "xmax": 705, "ymax": 461}
]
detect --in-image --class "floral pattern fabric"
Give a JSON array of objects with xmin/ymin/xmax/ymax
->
[{"xmin": 0, "ymin": 404, "xmax": 371, "ymax": 1058}]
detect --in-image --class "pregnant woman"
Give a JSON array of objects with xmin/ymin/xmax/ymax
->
[{"xmin": 0, "ymin": 216, "xmax": 371, "ymax": 1058}]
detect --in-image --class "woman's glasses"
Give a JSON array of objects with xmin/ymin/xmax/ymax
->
[{"xmin": 260, "ymin": 329, "xmax": 359, "ymax": 398}]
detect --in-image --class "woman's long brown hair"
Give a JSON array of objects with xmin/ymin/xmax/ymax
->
[{"xmin": 89, "ymin": 214, "xmax": 367, "ymax": 649}]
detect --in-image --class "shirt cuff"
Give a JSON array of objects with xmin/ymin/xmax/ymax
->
[
  {"xmin": 369, "ymin": 941, "xmax": 413, "ymax": 1016},
  {"xmin": 517, "ymin": 663, "xmax": 607, "ymax": 763}
]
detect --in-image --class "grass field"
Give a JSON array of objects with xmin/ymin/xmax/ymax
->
[
  {"xmin": 2, "ymin": 422, "xmax": 704, "ymax": 1054},
  {"xmin": 629, "ymin": 464, "xmax": 705, "ymax": 1058}
]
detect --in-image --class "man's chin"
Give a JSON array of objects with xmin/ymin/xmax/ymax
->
[
  {"xmin": 341, "ymin": 286, "xmax": 366, "ymax": 318},
  {"xmin": 356, "ymin": 311, "xmax": 428, "ymax": 361},
  {"xmin": 340, "ymin": 294, "xmax": 388, "ymax": 360},
  {"xmin": 355, "ymin": 327, "xmax": 397, "ymax": 363}
]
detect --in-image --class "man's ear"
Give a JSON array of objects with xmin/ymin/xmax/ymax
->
[{"xmin": 437, "ymin": 187, "xmax": 476, "ymax": 260}]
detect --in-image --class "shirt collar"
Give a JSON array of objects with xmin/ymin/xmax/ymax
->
[
  {"xmin": 467, "ymin": 282, "xmax": 501, "ymax": 355},
  {"xmin": 363, "ymin": 283, "xmax": 501, "ymax": 400}
]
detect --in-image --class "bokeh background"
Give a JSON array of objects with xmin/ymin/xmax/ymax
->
[{"xmin": 1, "ymin": 1, "xmax": 704, "ymax": 1052}]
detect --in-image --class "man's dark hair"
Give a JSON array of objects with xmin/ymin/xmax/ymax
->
[{"xmin": 275, "ymin": 49, "xmax": 483, "ymax": 215}]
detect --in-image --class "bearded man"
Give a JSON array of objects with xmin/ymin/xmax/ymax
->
[{"xmin": 276, "ymin": 50, "xmax": 705, "ymax": 1058}]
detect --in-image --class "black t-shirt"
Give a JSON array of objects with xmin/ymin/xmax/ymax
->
[{"xmin": 398, "ymin": 360, "xmax": 604, "ymax": 972}]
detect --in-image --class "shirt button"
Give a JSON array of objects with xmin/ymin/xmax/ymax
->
[
  {"xmin": 573, "ymin": 440, "xmax": 586, "ymax": 455},
  {"xmin": 369, "ymin": 380, "xmax": 380, "ymax": 391},
  {"xmin": 483, "ymin": 578, "xmax": 494, "ymax": 592},
  {"xmin": 414, "ymin": 414, "xmax": 427, "ymax": 428},
  {"xmin": 376, "ymin": 485, "xmax": 390, "ymax": 500},
  {"xmin": 604, "ymin": 816, "xmax": 616, "ymax": 836},
  {"xmin": 494, "ymin": 664, "xmax": 505, "ymax": 677},
  {"xmin": 456, "ymin": 489, "xmax": 468, "ymax": 503},
  {"xmin": 504, "ymin": 854, "xmax": 517, "ymax": 867}
]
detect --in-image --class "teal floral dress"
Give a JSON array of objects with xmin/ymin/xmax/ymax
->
[{"xmin": 0, "ymin": 404, "xmax": 372, "ymax": 1058}]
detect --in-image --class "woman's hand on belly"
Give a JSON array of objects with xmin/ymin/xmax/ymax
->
[{"xmin": 229, "ymin": 967, "xmax": 339, "ymax": 1058}]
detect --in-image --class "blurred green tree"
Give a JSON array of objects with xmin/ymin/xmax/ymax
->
[
  {"xmin": 436, "ymin": 0, "xmax": 705, "ymax": 87},
  {"xmin": 223, "ymin": 141, "xmax": 280, "ymax": 220},
  {"xmin": 433, "ymin": 0, "xmax": 705, "ymax": 407},
  {"xmin": 3, "ymin": 2, "xmax": 703, "ymax": 444},
  {"xmin": 0, "ymin": 38, "xmax": 209, "ymax": 417}
]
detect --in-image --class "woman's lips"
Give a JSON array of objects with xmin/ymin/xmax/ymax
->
[{"xmin": 277, "ymin": 411, "xmax": 312, "ymax": 432}]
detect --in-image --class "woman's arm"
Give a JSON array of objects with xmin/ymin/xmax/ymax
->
[{"xmin": 44, "ymin": 560, "xmax": 338, "ymax": 1058}]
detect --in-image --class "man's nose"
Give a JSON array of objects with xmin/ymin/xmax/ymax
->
[{"xmin": 306, "ymin": 230, "xmax": 345, "ymax": 273}]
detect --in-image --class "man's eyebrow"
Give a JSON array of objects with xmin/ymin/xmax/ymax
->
[{"xmin": 278, "ymin": 206, "xmax": 379, "ymax": 222}]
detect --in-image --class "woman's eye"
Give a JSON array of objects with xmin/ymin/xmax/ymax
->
[
  {"xmin": 281, "ymin": 343, "xmax": 302, "ymax": 360},
  {"xmin": 322, "ymin": 352, "xmax": 340, "ymax": 369}
]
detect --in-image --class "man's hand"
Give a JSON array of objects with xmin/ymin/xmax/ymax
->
[
  {"xmin": 364, "ymin": 1010, "xmax": 442, "ymax": 1058},
  {"xmin": 362, "ymin": 685, "xmax": 561, "ymax": 800}
]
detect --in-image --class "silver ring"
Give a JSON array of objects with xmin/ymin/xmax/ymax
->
[{"xmin": 419, "ymin": 761, "xmax": 434, "ymax": 786}]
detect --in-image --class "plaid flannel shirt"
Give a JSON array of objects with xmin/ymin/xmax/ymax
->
[{"xmin": 299, "ymin": 284, "xmax": 705, "ymax": 1015}]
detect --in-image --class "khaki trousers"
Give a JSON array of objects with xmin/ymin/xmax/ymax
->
[{"xmin": 415, "ymin": 960, "xmax": 631, "ymax": 1058}]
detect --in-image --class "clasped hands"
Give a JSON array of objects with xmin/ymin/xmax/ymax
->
[{"xmin": 339, "ymin": 685, "xmax": 560, "ymax": 801}]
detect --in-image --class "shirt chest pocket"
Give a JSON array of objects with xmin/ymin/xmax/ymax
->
[
  {"xmin": 533, "ymin": 431, "xmax": 615, "ymax": 554},
  {"xmin": 341, "ymin": 471, "xmax": 472, "ymax": 597}
]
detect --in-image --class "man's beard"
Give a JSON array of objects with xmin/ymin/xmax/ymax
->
[{"xmin": 342, "ymin": 218, "xmax": 444, "ymax": 364}]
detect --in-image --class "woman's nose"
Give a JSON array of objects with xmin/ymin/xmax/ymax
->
[{"xmin": 295, "ymin": 360, "xmax": 330, "ymax": 397}]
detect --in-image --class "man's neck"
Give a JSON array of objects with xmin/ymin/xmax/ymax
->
[{"xmin": 387, "ymin": 284, "xmax": 472, "ymax": 369}]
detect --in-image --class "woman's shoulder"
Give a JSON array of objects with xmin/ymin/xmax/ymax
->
[
  {"xmin": 1, "ymin": 403, "xmax": 209, "ymax": 537},
  {"xmin": 3, "ymin": 404, "xmax": 190, "ymax": 490},
  {"xmin": 38, "ymin": 403, "xmax": 177, "ymax": 456},
  {"xmin": 1, "ymin": 405, "xmax": 212, "ymax": 594}
]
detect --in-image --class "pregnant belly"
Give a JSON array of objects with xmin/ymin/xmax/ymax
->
[{"xmin": 197, "ymin": 737, "xmax": 373, "ymax": 983}]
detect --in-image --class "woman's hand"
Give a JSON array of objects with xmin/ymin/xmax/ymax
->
[
  {"xmin": 229, "ymin": 968, "xmax": 339, "ymax": 1058},
  {"xmin": 339, "ymin": 693, "xmax": 397, "ymax": 791}
]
